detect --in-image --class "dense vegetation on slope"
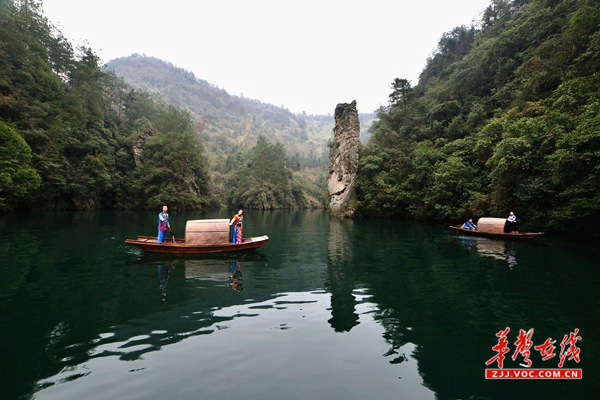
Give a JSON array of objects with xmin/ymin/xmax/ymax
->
[
  {"xmin": 0, "ymin": 0, "xmax": 210, "ymax": 210},
  {"xmin": 358, "ymin": 0, "xmax": 600, "ymax": 237}
]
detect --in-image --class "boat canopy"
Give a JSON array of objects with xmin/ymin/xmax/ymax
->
[
  {"xmin": 477, "ymin": 218, "xmax": 507, "ymax": 233},
  {"xmin": 185, "ymin": 219, "xmax": 230, "ymax": 245}
]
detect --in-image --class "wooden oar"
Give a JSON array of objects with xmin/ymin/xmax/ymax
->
[{"xmin": 169, "ymin": 227, "xmax": 177, "ymax": 243}]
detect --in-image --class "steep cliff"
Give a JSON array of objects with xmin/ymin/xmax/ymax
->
[
  {"xmin": 132, "ymin": 129, "xmax": 153, "ymax": 167},
  {"xmin": 328, "ymin": 101, "xmax": 360, "ymax": 217}
]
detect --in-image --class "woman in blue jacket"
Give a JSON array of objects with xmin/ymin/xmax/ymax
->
[{"xmin": 157, "ymin": 205, "xmax": 170, "ymax": 243}]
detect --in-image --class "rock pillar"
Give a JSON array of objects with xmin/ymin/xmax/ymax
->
[{"xmin": 328, "ymin": 100, "xmax": 359, "ymax": 217}]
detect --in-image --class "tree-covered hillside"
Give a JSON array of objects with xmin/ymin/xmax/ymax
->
[
  {"xmin": 358, "ymin": 0, "xmax": 600, "ymax": 237},
  {"xmin": 107, "ymin": 55, "xmax": 337, "ymax": 160},
  {"xmin": 0, "ymin": 0, "xmax": 210, "ymax": 210}
]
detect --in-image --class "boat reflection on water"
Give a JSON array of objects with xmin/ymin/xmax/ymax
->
[
  {"xmin": 129, "ymin": 252, "xmax": 268, "ymax": 298},
  {"xmin": 129, "ymin": 250, "xmax": 267, "ymax": 264},
  {"xmin": 506, "ymin": 247, "xmax": 518, "ymax": 268},
  {"xmin": 184, "ymin": 259, "xmax": 244, "ymax": 291},
  {"xmin": 157, "ymin": 263, "xmax": 177, "ymax": 301},
  {"xmin": 230, "ymin": 260, "xmax": 244, "ymax": 292},
  {"xmin": 461, "ymin": 237, "xmax": 518, "ymax": 268},
  {"xmin": 158, "ymin": 264, "xmax": 170, "ymax": 290},
  {"xmin": 185, "ymin": 259, "xmax": 230, "ymax": 282},
  {"xmin": 461, "ymin": 238, "xmax": 477, "ymax": 250},
  {"xmin": 230, "ymin": 259, "xmax": 243, "ymax": 292}
]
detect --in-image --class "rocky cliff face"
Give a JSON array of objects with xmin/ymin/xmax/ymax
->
[
  {"xmin": 132, "ymin": 129, "xmax": 154, "ymax": 167},
  {"xmin": 328, "ymin": 101, "xmax": 360, "ymax": 217}
]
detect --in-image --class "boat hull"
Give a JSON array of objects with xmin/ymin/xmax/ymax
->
[
  {"xmin": 125, "ymin": 235, "xmax": 269, "ymax": 254},
  {"xmin": 446, "ymin": 225, "xmax": 543, "ymax": 240}
]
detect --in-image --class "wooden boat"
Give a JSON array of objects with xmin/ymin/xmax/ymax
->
[
  {"xmin": 125, "ymin": 235, "xmax": 269, "ymax": 253},
  {"xmin": 446, "ymin": 225, "xmax": 543, "ymax": 240},
  {"xmin": 446, "ymin": 217, "xmax": 544, "ymax": 240},
  {"xmin": 125, "ymin": 219, "xmax": 269, "ymax": 254}
]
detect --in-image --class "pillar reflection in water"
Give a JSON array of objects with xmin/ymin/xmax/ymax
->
[{"xmin": 326, "ymin": 218, "xmax": 358, "ymax": 332}]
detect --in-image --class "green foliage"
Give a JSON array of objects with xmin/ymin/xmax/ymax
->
[
  {"xmin": 134, "ymin": 127, "xmax": 211, "ymax": 210},
  {"xmin": 356, "ymin": 147, "xmax": 412, "ymax": 217},
  {"xmin": 420, "ymin": 25, "xmax": 477, "ymax": 88},
  {"xmin": 0, "ymin": 121, "xmax": 41, "ymax": 206},
  {"xmin": 360, "ymin": 0, "xmax": 600, "ymax": 237},
  {"xmin": 431, "ymin": 156, "xmax": 480, "ymax": 220},
  {"xmin": 227, "ymin": 136, "xmax": 294, "ymax": 209}
]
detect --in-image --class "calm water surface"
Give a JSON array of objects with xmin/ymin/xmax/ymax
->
[{"xmin": 1, "ymin": 210, "xmax": 599, "ymax": 400}]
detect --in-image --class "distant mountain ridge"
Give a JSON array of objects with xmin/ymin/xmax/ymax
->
[{"xmin": 106, "ymin": 55, "xmax": 375, "ymax": 162}]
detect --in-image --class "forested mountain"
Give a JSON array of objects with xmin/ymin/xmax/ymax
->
[
  {"xmin": 106, "ymin": 55, "xmax": 376, "ymax": 207},
  {"xmin": 0, "ymin": 0, "xmax": 210, "ymax": 210},
  {"xmin": 0, "ymin": 0, "xmax": 376, "ymax": 211},
  {"xmin": 358, "ymin": 0, "xmax": 600, "ymax": 237},
  {"xmin": 107, "ymin": 55, "xmax": 334, "ymax": 160}
]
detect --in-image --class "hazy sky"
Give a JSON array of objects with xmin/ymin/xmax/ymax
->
[{"xmin": 42, "ymin": 0, "xmax": 488, "ymax": 115}]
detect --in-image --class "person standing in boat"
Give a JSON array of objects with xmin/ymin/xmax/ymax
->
[
  {"xmin": 506, "ymin": 211, "xmax": 518, "ymax": 234},
  {"xmin": 462, "ymin": 218, "xmax": 477, "ymax": 230},
  {"xmin": 230, "ymin": 209, "xmax": 244, "ymax": 244},
  {"xmin": 157, "ymin": 205, "xmax": 171, "ymax": 243}
]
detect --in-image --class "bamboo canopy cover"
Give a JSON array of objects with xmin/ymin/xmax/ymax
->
[
  {"xmin": 477, "ymin": 218, "xmax": 507, "ymax": 233},
  {"xmin": 185, "ymin": 219, "xmax": 230, "ymax": 245}
]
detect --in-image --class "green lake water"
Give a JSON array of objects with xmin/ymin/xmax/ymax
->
[{"xmin": 1, "ymin": 209, "xmax": 599, "ymax": 400}]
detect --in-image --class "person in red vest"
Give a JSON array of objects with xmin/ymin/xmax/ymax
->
[{"xmin": 229, "ymin": 209, "xmax": 244, "ymax": 243}]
